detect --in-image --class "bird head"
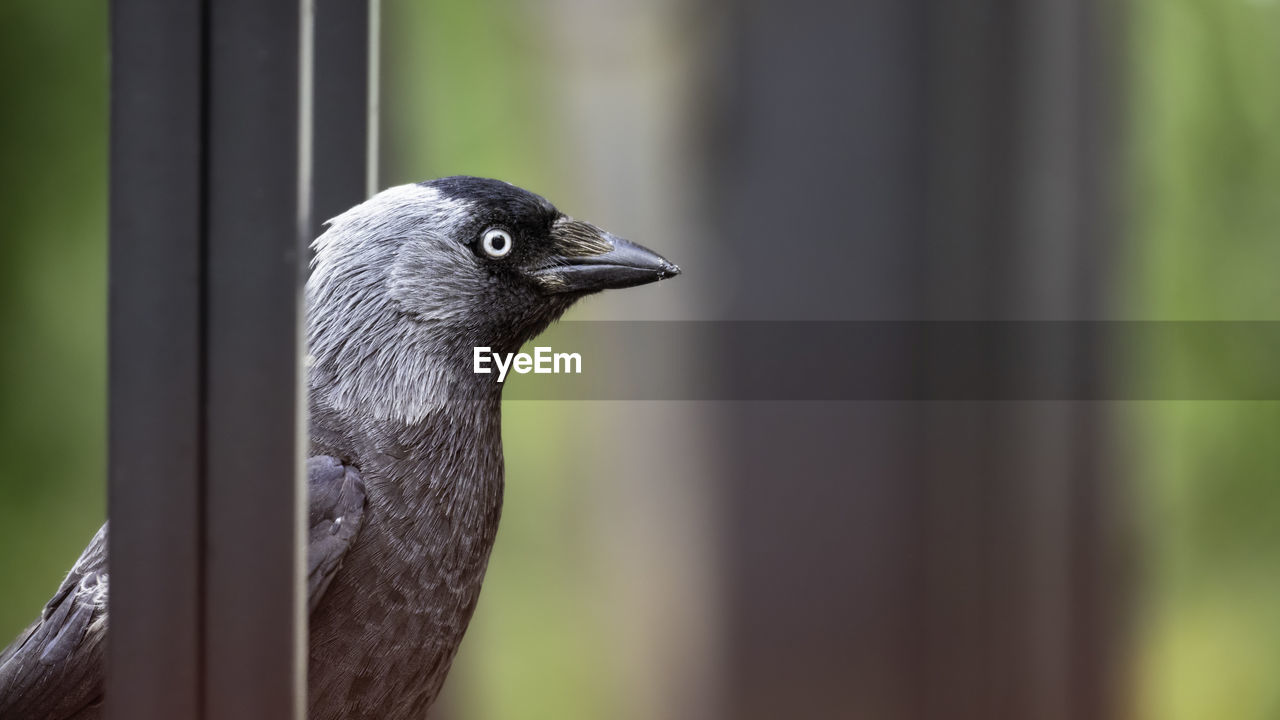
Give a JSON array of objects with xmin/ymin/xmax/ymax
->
[{"xmin": 307, "ymin": 176, "xmax": 679, "ymax": 422}]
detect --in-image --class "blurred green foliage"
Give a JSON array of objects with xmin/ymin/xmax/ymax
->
[
  {"xmin": 1129, "ymin": 0, "xmax": 1280, "ymax": 718},
  {"xmin": 0, "ymin": 2, "xmax": 107, "ymax": 639}
]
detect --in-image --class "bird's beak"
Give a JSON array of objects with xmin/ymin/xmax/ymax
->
[{"xmin": 534, "ymin": 218, "xmax": 681, "ymax": 294}]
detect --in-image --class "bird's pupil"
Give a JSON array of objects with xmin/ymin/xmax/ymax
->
[{"xmin": 491, "ymin": 236, "xmax": 506, "ymax": 250}]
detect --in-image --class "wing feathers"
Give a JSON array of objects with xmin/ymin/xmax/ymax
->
[{"xmin": 0, "ymin": 456, "xmax": 367, "ymax": 719}]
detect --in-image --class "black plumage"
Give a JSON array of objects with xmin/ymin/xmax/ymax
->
[{"xmin": 0, "ymin": 177, "xmax": 679, "ymax": 720}]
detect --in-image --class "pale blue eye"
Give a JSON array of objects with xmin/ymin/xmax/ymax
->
[{"xmin": 481, "ymin": 228, "xmax": 513, "ymax": 258}]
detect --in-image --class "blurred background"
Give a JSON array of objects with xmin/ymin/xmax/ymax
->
[{"xmin": 2, "ymin": 1, "xmax": 1279, "ymax": 719}]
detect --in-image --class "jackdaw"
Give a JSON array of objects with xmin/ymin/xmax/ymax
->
[{"xmin": 0, "ymin": 176, "xmax": 680, "ymax": 719}]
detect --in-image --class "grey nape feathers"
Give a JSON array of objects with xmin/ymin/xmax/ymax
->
[{"xmin": 0, "ymin": 176, "xmax": 680, "ymax": 720}]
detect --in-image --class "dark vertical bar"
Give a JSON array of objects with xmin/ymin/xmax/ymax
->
[
  {"xmin": 311, "ymin": 0, "xmax": 379, "ymax": 239},
  {"xmin": 107, "ymin": 0, "xmax": 205, "ymax": 718},
  {"xmin": 110, "ymin": 0, "xmax": 311, "ymax": 718},
  {"xmin": 203, "ymin": 0, "xmax": 310, "ymax": 718},
  {"xmin": 708, "ymin": 0, "xmax": 1114, "ymax": 719},
  {"xmin": 709, "ymin": 2, "xmax": 927, "ymax": 718},
  {"xmin": 920, "ymin": 1, "xmax": 1118, "ymax": 719}
]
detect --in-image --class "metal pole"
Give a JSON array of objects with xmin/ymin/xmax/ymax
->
[
  {"xmin": 203, "ymin": 0, "xmax": 310, "ymax": 717},
  {"xmin": 311, "ymin": 0, "xmax": 380, "ymax": 239},
  {"xmin": 108, "ymin": 0, "xmax": 312, "ymax": 718},
  {"xmin": 108, "ymin": 0, "xmax": 205, "ymax": 715}
]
